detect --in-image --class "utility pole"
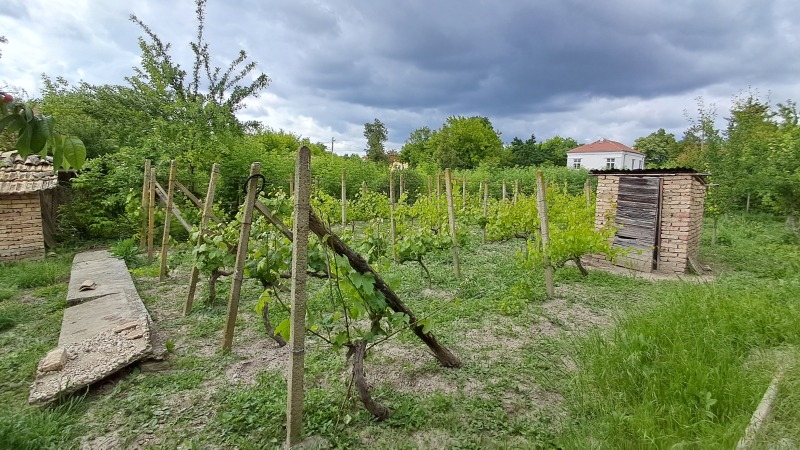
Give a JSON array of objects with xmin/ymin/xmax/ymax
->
[{"xmin": 331, "ymin": 137, "xmax": 336, "ymax": 153}]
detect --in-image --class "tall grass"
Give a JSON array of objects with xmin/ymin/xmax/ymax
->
[
  {"xmin": 561, "ymin": 214, "xmax": 800, "ymax": 448},
  {"xmin": 562, "ymin": 282, "xmax": 800, "ymax": 448}
]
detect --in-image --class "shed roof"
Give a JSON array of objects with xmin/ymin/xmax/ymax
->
[
  {"xmin": 589, "ymin": 167, "xmax": 710, "ymax": 184},
  {"xmin": 0, "ymin": 151, "xmax": 58, "ymax": 194},
  {"xmin": 567, "ymin": 138, "xmax": 644, "ymax": 155}
]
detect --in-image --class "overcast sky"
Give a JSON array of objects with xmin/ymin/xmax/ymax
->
[{"xmin": 2, "ymin": 0, "xmax": 799, "ymax": 155}]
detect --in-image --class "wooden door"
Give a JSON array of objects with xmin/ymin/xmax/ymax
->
[{"xmin": 612, "ymin": 176, "xmax": 662, "ymax": 272}]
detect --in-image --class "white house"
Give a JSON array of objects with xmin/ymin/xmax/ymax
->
[{"xmin": 566, "ymin": 138, "xmax": 645, "ymax": 170}]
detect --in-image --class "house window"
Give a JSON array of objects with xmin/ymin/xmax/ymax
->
[
  {"xmin": 573, "ymin": 158, "xmax": 582, "ymax": 169},
  {"xmin": 606, "ymin": 158, "xmax": 616, "ymax": 169}
]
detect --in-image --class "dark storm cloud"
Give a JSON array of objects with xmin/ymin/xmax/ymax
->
[
  {"xmin": 282, "ymin": 0, "xmax": 796, "ymax": 119},
  {"xmin": 2, "ymin": 0, "xmax": 799, "ymax": 151}
]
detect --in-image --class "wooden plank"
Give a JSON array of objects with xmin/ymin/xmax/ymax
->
[{"xmin": 612, "ymin": 176, "xmax": 661, "ymax": 272}]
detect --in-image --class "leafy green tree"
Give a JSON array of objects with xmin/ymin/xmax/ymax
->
[
  {"xmin": 399, "ymin": 126, "xmax": 434, "ymax": 168},
  {"xmin": 508, "ymin": 134, "xmax": 538, "ymax": 166},
  {"xmin": 430, "ymin": 116, "xmax": 503, "ymax": 169},
  {"xmin": 720, "ymin": 93, "xmax": 776, "ymax": 212},
  {"xmin": 634, "ymin": 128, "xmax": 677, "ymax": 167},
  {"xmin": 364, "ymin": 118, "xmax": 388, "ymax": 162},
  {"xmin": 538, "ymin": 136, "xmax": 577, "ymax": 166}
]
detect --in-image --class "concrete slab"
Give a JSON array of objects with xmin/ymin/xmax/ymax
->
[
  {"xmin": 30, "ymin": 250, "xmax": 165, "ymax": 403},
  {"xmin": 66, "ymin": 250, "xmax": 137, "ymax": 306},
  {"xmin": 29, "ymin": 317, "xmax": 152, "ymax": 404}
]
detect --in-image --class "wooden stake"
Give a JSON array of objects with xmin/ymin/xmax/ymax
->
[
  {"xmin": 502, "ymin": 180, "xmax": 507, "ymax": 202},
  {"xmin": 514, "ymin": 180, "xmax": 519, "ymax": 205},
  {"xmin": 436, "ymin": 173, "xmax": 441, "ymax": 198},
  {"xmin": 389, "ymin": 169, "xmax": 397, "ymax": 261},
  {"xmin": 341, "ymin": 168, "xmax": 346, "ymax": 226},
  {"xmin": 147, "ymin": 169, "xmax": 156, "ymax": 264},
  {"xmin": 159, "ymin": 160, "xmax": 177, "ymax": 281},
  {"xmin": 399, "ymin": 172, "xmax": 404, "ymax": 198},
  {"xmin": 140, "ymin": 159, "xmax": 151, "ymax": 250},
  {"xmin": 536, "ymin": 171, "xmax": 554, "ymax": 297},
  {"xmin": 584, "ymin": 178, "xmax": 592, "ymax": 208},
  {"xmin": 462, "ymin": 175, "xmax": 467, "ymax": 208},
  {"xmin": 286, "ymin": 147, "xmax": 311, "ymax": 448},
  {"xmin": 185, "ymin": 163, "xmax": 220, "ymax": 315},
  {"xmin": 482, "ymin": 180, "xmax": 489, "ymax": 244},
  {"xmin": 222, "ymin": 162, "xmax": 261, "ymax": 352},
  {"xmin": 444, "ymin": 169, "xmax": 461, "ymax": 278}
]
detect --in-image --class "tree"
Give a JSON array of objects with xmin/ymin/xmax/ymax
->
[
  {"xmin": 363, "ymin": 118, "xmax": 388, "ymax": 162},
  {"xmin": 538, "ymin": 136, "xmax": 577, "ymax": 166},
  {"xmin": 508, "ymin": 134, "xmax": 538, "ymax": 166},
  {"xmin": 430, "ymin": 116, "xmax": 503, "ymax": 169},
  {"xmin": 634, "ymin": 128, "xmax": 677, "ymax": 167},
  {"xmin": 399, "ymin": 126, "xmax": 434, "ymax": 168}
]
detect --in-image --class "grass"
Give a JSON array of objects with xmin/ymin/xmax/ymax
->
[
  {"xmin": 0, "ymin": 253, "xmax": 81, "ymax": 450},
  {"xmin": 0, "ymin": 213, "xmax": 797, "ymax": 448},
  {"xmin": 561, "ymin": 214, "xmax": 800, "ymax": 448}
]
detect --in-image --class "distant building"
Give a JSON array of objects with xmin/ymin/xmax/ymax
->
[{"xmin": 566, "ymin": 138, "xmax": 645, "ymax": 170}]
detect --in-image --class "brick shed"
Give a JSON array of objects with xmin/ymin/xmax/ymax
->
[
  {"xmin": 0, "ymin": 152, "xmax": 59, "ymax": 261},
  {"xmin": 591, "ymin": 168, "xmax": 708, "ymax": 274}
]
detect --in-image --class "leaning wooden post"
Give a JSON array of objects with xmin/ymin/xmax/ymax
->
[
  {"xmin": 536, "ymin": 171, "xmax": 554, "ymax": 297},
  {"xmin": 185, "ymin": 163, "xmax": 220, "ymax": 315},
  {"xmin": 398, "ymin": 172, "xmax": 404, "ymax": 198},
  {"xmin": 340, "ymin": 168, "xmax": 347, "ymax": 226},
  {"xmin": 140, "ymin": 160, "xmax": 151, "ymax": 250},
  {"xmin": 286, "ymin": 147, "xmax": 311, "ymax": 448},
  {"xmin": 147, "ymin": 169, "xmax": 156, "ymax": 264},
  {"xmin": 222, "ymin": 162, "xmax": 261, "ymax": 352},
  {"xmin": 584, "ymin": 178, "xmax": 592, "ymax": 208},
  {"xmin": 389, "ymin": 169, "xmax": 397, "ymax": 261},
  {"xmin": 462, "ymin": 175, "xmax": 467, "ymax": 208},
  {"xmin": 482, "ymin": 180, "xmax": 489, "ymax": 244},
  {"xmin": 444, "ymin": 169, "xmax": 461, "ymax": 278},
  {"xmin": 159, "ymin": 160, "xmax": 177, "ymax": 281},
  {"xmin": 502, "ymin": 180, "xmax": 507, "ymax": 202},
  {"xmin": 513, "ymin": 180, "xmax": 519, "ymax": 205}
]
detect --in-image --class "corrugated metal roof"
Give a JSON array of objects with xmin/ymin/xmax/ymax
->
[
  {"xmin": 0, "ymin": 151, "xmax": 58, "ymax": 194},
  {"xmin": 567, "ymin": 138, "xmax": 644, "ymax": 155}
]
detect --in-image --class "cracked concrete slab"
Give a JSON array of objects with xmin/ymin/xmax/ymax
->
[{"xmin": 30, "ymin": 250, "xmax": 165, "ymax": 404}]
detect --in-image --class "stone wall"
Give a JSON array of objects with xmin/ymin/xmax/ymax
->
[{"xmin": 0, "ymin": 193, "xmax": 45, "ymax": 261}]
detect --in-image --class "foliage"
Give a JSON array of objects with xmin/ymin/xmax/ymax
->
[
  {"xmin": 363, "ymin": 118, "xmax": 388, "ymax": 163},
  {"xmin": 633, "ymin": 128, "xmax": 677, "ymax": 167},
  {"xmin": 0, "ymin": 98, "xmax": 86, "ymax": 170},
  {"xmin": 430, "ymin": 116, "xmax": 504, "ymax": 170},
  {"xmin": 109, "ymin": 238, "xmax": 144, "ymax": 267}
]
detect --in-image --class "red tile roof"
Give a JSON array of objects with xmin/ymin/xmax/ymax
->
[{"xmin": 567, "ymin": 138, "xmax": 644, "ymax": 155}]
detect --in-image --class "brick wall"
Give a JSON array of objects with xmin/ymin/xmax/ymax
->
[
  {"xmin": 593, "ymin": 174, "xmax": 706, "ymax": 274},
  {"xmin": 594, "ymin": 175, "xmax": 619, "ymax": 229},
  {"xmin": 657, "ymin": 176, "xmax": 706, "ymax": 273},
  {"xmin": 0, "ymin": 193, "xmax": 45, "ymax": 261}
]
